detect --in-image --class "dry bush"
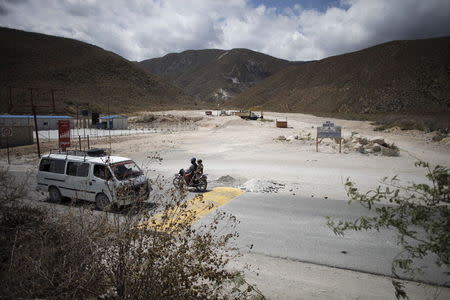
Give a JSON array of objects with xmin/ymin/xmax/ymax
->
[
  {"xmin": 130, "ymin": 113, "xmax": 203, "ymax": 125},
  {"xmin": 372, "ymin": 115, "xmax": 449, "ymax": 132},
  {"xmin": 0, "ymin": 168, "xmax": 261, "ymax": 299}
]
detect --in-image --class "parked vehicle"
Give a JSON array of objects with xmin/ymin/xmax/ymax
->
[
  {"xmin": 233, "ymin": 106, "xmax": 264, "ymax": 120},
  {"xmin": 173, "ymin": 169, "xmax": 207, "ymax": 192},
  {"xmin": 36, "ymin": 149, "xmax": 150, "ymax": 210}
]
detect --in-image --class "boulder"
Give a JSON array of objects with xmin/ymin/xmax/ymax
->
[
  {"xmin": 286, "ymin": 135, "xmax": 296, "ymax": 141},
  {"xmin": 372, "ymin": 144, "xmax": 382, "ymax": 152},
  {"xmin": 381, "ymin": 146, "xmax": 400, "ymax": 157},
  {"xmin": 370, "ymin": 136, "xmax": 385, "ymax": 145},
  {"xmin": 357, "ymin": 137, "xmax": 369, "ymax": 145},
  {"xmin": 354, "ymin": 143, "xmax": 365, "ymax": 153}
]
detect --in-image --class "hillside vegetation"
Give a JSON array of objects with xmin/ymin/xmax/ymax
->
[
  {"xmin": 138, "ymin": 48, "xmax": 293, "ymax": 102},
  {"xmin": 229, "ymin": 37, "xmax": 450, "ymax": 116},
  {"xmin": 0, "ymin": 27, "xmax": 193, "ymax": 114}
]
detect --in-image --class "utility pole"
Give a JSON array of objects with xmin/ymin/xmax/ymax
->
[
  {"xmin": 30, "ymin": 88, "xmax": 41, "ymax": 158},
  {"xmin": 51, "ymin": 89, "xmax": 56, "ymax": 113}
]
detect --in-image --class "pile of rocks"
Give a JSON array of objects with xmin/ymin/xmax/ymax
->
[
  {"xmin": 240, "ymin": 179, "xmax": 286, "ymax": 193},
  {"xmin": 345, "ymin": 134, "xmax": 400, "ymax": 156},
  {"xmin": 275, "ymin": 135, "xmax": 299, "ymax": 142}
]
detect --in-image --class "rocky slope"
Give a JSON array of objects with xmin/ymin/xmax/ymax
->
[
  {"xmin": 229, "ymin": 37, "xmax": 450, "ymax": 115},
  {"xmin": 0, "ymin": 27, "xmax": 193, "ymax": 114},
  {"xmin": 138, "ymin": 48, "xmax": 292, "ymax": 102}
]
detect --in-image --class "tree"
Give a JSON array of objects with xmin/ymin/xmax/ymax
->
[{"xmin": 327, "ymin": 162, "xmax": 450, "ymax": 299}]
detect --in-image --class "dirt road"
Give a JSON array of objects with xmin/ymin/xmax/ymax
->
[{"xmin": 1, "ymin": 110, "xmax": 449, "ymax": 299}]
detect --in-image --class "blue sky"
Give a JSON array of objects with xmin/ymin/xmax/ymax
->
[{"xmin": 0, "ymin": 0, "xmax": 449, "ymax": 61}]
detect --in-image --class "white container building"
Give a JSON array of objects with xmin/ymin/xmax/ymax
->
[
  {"xmin": 99, "ymin": 115, "xmax": 128, "ymax": 130},
  {"xmin": 0, "ymin": 115, "xmax": 74, "ymax": 130}
]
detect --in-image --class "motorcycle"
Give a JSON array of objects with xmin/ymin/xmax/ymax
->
[{"xmin": 173, "ymin": 169, "xmax": 207, "ymax": 192}]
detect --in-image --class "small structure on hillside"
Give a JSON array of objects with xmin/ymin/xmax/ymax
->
[
  {"xmin": 0, "ymin": 115, "xmax": 74, "ymax": 130},
  {"xmin": 100, "ymin": 115, "xmax": 128, "ymax": 129}
]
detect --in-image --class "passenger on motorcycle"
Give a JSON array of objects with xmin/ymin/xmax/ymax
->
[{"xmin": 194, "ymin": 159, "xmax": 204, "ymax": 179}]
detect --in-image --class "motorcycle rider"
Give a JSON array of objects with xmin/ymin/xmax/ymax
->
[{"xmin": 184, "ymin": 157, "xmax": 197, "ymax": 184}]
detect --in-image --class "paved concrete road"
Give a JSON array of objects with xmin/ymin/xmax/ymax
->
[
  {"xmin": 201, "ymin": 192, "xmax": 449, "ymax": 286},
  {"xmin": 8, "ymin": 165, "xmax": 448, "ymax": 287}
]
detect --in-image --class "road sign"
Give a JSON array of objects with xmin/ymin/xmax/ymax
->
[
  {"xmin": 58, "ymin": 120, "xmax": 71, "ymax": 150},
  {"xmin": 316, "ymin": 121, "xmax": 343, "ymax": 153},
  {"xmin": 317, "ymin": 124, "xmax": 342, "ymax": 139},
  {"xmin": 1, "ymin": 127, "xmax": 12, "ymax": 137}
]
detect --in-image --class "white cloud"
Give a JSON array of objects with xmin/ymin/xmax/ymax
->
[{"xmin": 0, "ymin": 0, "xmax": 449, "ymax": 61}]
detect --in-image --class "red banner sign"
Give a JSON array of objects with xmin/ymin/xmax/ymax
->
[{"xmin": 58, "ymin": 120, "xmax": 71, "ymax": 150}]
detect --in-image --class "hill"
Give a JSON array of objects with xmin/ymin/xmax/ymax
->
[
  {"xmin": 229, "ymin": 37, "xmax": 450, "ymax": 115},
  {"xmin": 0, "ymin": 27, "xmax": 193, "ymax": 114},
  {"xmin": 138, "ymin": 48, "xmax": 292, "ymax": 102}
]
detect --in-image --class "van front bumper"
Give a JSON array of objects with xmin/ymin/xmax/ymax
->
[{"xmin": 116, "ymin": 180, "xmax": 152, "ymax": 206}]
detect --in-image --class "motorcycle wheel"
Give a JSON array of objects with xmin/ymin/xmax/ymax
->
[
  {"xmin": 173, "ymin": 176, "xmax": 185, "ymax": 189},
  {"xmin": 196, "ymin": 180, "xmax": 207, "ymax": 192}
]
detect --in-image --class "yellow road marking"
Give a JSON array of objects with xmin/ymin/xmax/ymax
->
[{"xmin": 143, "ymin": 187, "xmax": 244, "ymax": 232}]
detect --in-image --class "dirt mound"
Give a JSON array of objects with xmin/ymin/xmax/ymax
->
[
  {"xmin": 216, "ymin": 175, "xmax": 236, "ymax": 183},
  {"xmin": 240, "ymin": 179, "xmax": 285, "ymax": 193},
  {"xmin": 130, "ymin": 113, "xmax": 203, "ymax": 124}
]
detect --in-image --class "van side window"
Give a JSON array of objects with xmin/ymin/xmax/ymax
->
[
  {"xmin": 93, "ymin": 165, "xmax": 111, "ymax": 180},
  {"xmin": 66, "ymin": 162, "xmax": 90, "ymax": 177},
  {"xmin": 39, "ymin": 158, "xmax": 65, "ymax": 174},
  {"xmin": 39, "ymin": 159, "xmax": 51, "ymax": 172}
]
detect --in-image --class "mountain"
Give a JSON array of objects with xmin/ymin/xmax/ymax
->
[
  {"xmin": 229, "ymin": 37, "xmax": 450, "ymax": 115},
  {"xmin": 138, "ymin": 48, "xmax": 292, "ymax": 102},
  {"xmin": 0, "ymin": 27, "xmax": 193, "ymax": 114}
]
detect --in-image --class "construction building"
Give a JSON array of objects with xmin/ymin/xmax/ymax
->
[
  {"xmin": 99, "ymin": 115, "xmax": 128, "ymax": 130},
  {"xmin": 0, "ymin": 115, "xmax": 74, "ymax": 130}
]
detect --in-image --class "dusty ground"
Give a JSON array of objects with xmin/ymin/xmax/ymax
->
[
  {"xmin": 87, "ymin": 110, "xmax": 449, "ymax": 200},
  {"xmin": 1, "ymin": 110, "xmax": 449, "ymax": 299}
]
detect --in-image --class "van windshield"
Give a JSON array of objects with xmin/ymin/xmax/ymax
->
[{"xmin": 110, "ymin": 161, "xmax": 143, "ymax": 181}]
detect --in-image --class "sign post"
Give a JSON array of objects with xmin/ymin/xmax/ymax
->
[
  {"xmin": 1, "ymin": 127, "xmax": 12, "ymax": 164},
  {"xmin": 58, "ymin": 120, "xmax": 71, "ymax": 151},
  {"xmin": 316, "ymin": 121, "xmax": 342, "ymax": 153}
]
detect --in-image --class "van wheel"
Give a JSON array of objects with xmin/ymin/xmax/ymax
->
[
  {"xmin": 95, "ymin": 193, "xmax": 111, "ymax": 211},
  {"xmin": 49, "ymin": 186, "xmax": 62, "ymax": 203}
]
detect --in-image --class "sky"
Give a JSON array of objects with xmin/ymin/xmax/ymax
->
[{"xmin": 0, "ymin": 0, "xmax": 449, "ymax": 62}]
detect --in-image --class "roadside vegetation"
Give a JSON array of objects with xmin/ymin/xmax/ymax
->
[
  {"xmin": 129, "ymin": 112, "xmax": 203, "ymax": 125},
  {"xmin": 0, "ymin": 167, "xmax": 262, "ymax": 299},
  {"xmin": 327, "ymin": 162, "xmax": 450, "ymax": 299},
  {"xmin": 371, "ymin": 115, "xmax": 449, "ymax": 133},
  {"xmin": 311, "ymin": 112, "xmax": 449, "ymax": 133}
]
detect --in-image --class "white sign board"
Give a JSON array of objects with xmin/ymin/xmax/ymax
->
[
  {"xmin": 317, "ymin": 121, "xmax": 341, "ymax": 139},
  {"xmin": 1, "ymin": 127, "xmax": 12, "ymax": 137}
]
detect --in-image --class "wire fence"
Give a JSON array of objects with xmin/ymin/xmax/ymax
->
[{"xmin": 34, "ymin": 122, "xmax": 199, "ymax": 142}]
